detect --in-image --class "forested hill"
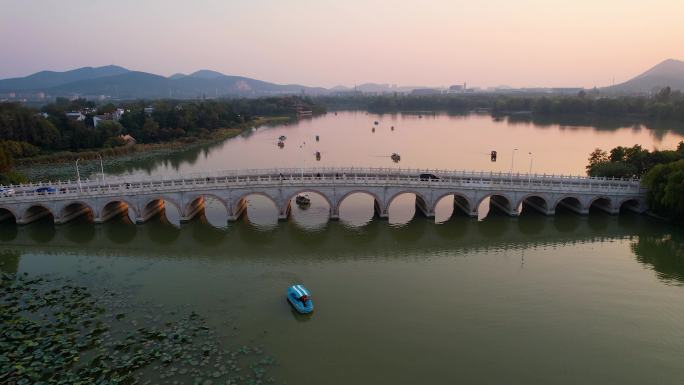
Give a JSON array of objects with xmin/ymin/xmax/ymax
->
[{"xmin": 0, "ymin": 66, "xmax": 329, "ymax": 98}]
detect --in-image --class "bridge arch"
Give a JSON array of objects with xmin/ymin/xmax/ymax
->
[
  {"xmin": 232, "ymin": 191, "xmax": 280, "ymax": 223},
  {"xmin": 432, "ymin": 192, "xmax": 475, "ymax": 220},
  {"xmin": 101, "ymin": 199, "xmax": 139, "ymax": 222},
  {"xmin": 618, "ymin": 197, "xmax": 643, "ymax": 213},
  {"xmin": 554, "ymin": 196, "xmax": 584, "ymax": 214},
  {"xmin": 516, "ymin": 194, "xmax": 551, "ymax": 215},
  {"xmin": 336, "ymin": 189, "xmax": 385, "ymax": 225},
  {"xmin": 141, "ymin": 196, "xmax": 182, "ymax": 223},
  {"xmin": 336, "ymin": 190, "xmax": 384, "ymax": 213},
  {"xmin": 57, "ymin": 201, "xmax": 95, "ymax": 223},
  {"xmin": 588, "ymin": 196, "xmax": 615, "ymax": 214},
  {"xmin": 184, "ymin": 193, "xmax": 230, "ymax": 222},
  {"xmin": 22, "ymin": 204, "xmax": 55, "ymax": 224},
  {"xmin": 283, "ymin": 189, "xmax": 333, "ymax": 212},
  {"xmin": 386, "ymin": 190, "xmax": 432, "ymax": 223},
  {"xmin": 0, "ymin": 205, "xmax": 19, "ymax": 223},
  {"xmin": 476, "ymin": 193, "xmax": 515, "ymax": 218}
]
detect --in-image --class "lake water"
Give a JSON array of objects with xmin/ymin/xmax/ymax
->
[{"xmin": 2, "ymin": 112, "xmax": 684, "ymax": 384}]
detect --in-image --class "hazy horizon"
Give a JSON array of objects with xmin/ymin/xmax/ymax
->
[{"xmin": 1, "ymin": 0, "xmax": 683, "ymax": 88}]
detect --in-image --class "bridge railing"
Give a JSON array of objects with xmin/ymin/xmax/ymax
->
[
  {"xmin": 3, "ymin": 167, "xmax": 642, "ymax": 188},
  {"xmin": 0, "ymin": 167, "xmax": 645, "ymax": 203}
]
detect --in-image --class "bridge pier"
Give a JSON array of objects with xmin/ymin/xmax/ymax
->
[
  {"xmin": 136, "ymin": 200, "xmax": 164, "ymax": 224},
  {"xmin": 374, "ymin": 200, "xmax": 388, "ymax": 220},
  {"xmin": 415, "ymin": 199, "xmax": 435, "ymax": 219},
  {"xmin": 228, "ymin": 199, "xmax": 248, "ymax": 222},
  {"xmin": 330, "ymin": 207, "xmax": 340, "ymax": 221},
  {"xmin": 278, "ymin": 202, "xmax": 291, "ymax": 222}
]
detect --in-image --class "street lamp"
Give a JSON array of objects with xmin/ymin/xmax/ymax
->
[
  {"xmin": 510, "ymin": 148, "xmax": 518, "ymax": 174},
  {"xmin": 528, "ymin": 152, "xmax": 533, "ymax": 184},
  {"xmin": 97, "ymin": 154, "xmax": 105, "ymax": 185},
  {"xmin": 75, "ymin": 158, "xmax": 82, "ymax": 192},
  {"xmin": 510, "ymin": 148, "xmax": 518, "ymax": 182},
  {"xmin": 299, "ymin": 141, "xmax": 306, "ymax": 179}
]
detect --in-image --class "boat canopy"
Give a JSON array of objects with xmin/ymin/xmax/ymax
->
[{"xmin": 289, "ymin": 284, "xmax": 310, "ymax": 298}]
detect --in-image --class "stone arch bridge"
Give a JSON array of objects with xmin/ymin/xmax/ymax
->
[{"xmin": 0, "ymin": 167, "xmax": 646, "ymax": 225}]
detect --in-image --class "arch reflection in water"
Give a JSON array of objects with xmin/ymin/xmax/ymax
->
[
  {"xmin": 337, "ymin": 192, "xmax": 379, "ymax": 228},
  {"xmin": 287, "ymin": 190, "xmax": 331, "ymax": 231},
  {"xmin": 242, "ymin": 194, "xmax": 279, "ymax": 230},
  {"xmin": 200, "ymin": 196, "xmax": 230, "ymax": 229},
  {"xmin": 387, "ymin": 193, "xmax": 419, "ymax": 227}
]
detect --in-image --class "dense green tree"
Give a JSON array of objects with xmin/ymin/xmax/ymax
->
[
  {"xmin": 0, "ymin": 147, "xmax": 11, "ymax": 173},
  {"xmin": 642, "ymin": 160, "xmax": 684, "ymax": 220}
]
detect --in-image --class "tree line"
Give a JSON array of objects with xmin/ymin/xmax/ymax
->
[
  {"xmin": 586, "ymin": 142, "xmax": 684, "ymax": 222},
  {"xmin": 0, "ymin": 96, "xmax": 322, "ymax": 183},
  {"xmin": 316, "ymin": 87, "xmax": 684, "ymax": 121}
]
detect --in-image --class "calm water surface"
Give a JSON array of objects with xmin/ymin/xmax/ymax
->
[{"xmin": 2, "ymin": 112, "xmax": 684, "ymax": 384}]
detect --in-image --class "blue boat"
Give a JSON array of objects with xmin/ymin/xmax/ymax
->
[{"xmin": 287, "ymin": 284, "xmax": 314, "ymax": 314}]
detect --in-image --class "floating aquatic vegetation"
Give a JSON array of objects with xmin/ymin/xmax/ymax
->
[{"xmin": 0, "ymin": 272, "xmax": 276, "ymax": 385}]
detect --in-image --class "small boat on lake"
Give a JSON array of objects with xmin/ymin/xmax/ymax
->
[
  {"xmin": 374, "ymin": 121, "xmax": 379, "ymax": 125},
  {"xmin": 295, "ymin": 194, "xmax": 311, "ymax": 206},
  {"xmin": 315, "ymin": 151, "xmax": 321, "ymax": 161},
  {"xmin": 287, "ymin": 285, "xmax": 314, "ymax": 314},
  {"xmin": 391, "ymin": 153, "xmax": 401, "ymax": 163},
  {"xmin": 279, "ymin": 135, "xmax": 287, "ymax": 141},
  {"xmin": 277, "ymin": 140, "xmax": 285, "ymax": 148}
]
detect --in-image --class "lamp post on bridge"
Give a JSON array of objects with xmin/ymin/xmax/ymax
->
[
  {"xmin": 75, "ymin": 158, "xmax": 82, "ymax": 192},
  {"xmin": 299, "ymin": 141, "xmax": 307, "ymax": 179},
  {"xmin": 528, "ymin": 152, "xmax": 533, "ymax": 184},
  {"xmin": 510, "ymin": 148, "xmax": 518, "ymax": 183},
  {"xmin": 97, "ymin": 154, "xmax": 105, "ymax": 186}
]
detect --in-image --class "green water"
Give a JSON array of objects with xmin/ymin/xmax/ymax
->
[{"xmin": 2, "ymin": 210, "xmax": 684, "ymax": 385}]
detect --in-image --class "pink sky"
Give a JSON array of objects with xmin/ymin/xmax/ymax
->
[{"xmin": 1, "ymin": 0, "xmax": 682, "ymax": 88}]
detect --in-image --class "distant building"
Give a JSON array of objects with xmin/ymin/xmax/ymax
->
[
  {"xmin": 410, "ymin": 88, "xmax": 442, "ymax": 96},
  {"xmin": 448, "ymin": 84, "xmax": 464, "ymax": 93},
  {"xmin": 144, "ymin": 106, "xmax": 154, "ymax": 116},
  {"xmin": 65, "ymin": 111, "xmax": 86, "ymax": 121},
  {"xmin": 113, "ymin": 108, "xmax": 125, "ymax": 121}
]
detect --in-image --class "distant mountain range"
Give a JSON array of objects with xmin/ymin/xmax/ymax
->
[
  {"xmin": 603, "ymin": 59, "xmax": 684, "ymax": 94},
  {"xmin": 0, "ymin": 66, "xmax": 329, "ymax": 99},
  {"xmin": 1, "ymin": 59, "xmax": 683, "ymax": 99}
]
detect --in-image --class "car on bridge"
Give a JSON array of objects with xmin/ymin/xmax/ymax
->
[
  {"xmin": 419, "ymin": 173, "xmax": 440, "ymax": 181},
  {"xmin": 0, "ymin": 187, "xmax": 15, "ymax": 197},
  {"xmin": 35, "ymin": 186, "xmax": 57, "ymax": 195}
]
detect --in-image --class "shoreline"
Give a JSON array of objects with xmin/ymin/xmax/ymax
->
[{"xmin": 15, "ymin": 116, "xmax": 292, "ymax": 181}]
